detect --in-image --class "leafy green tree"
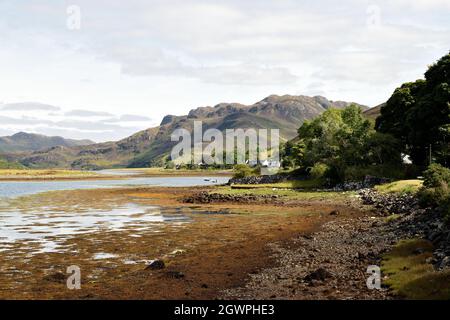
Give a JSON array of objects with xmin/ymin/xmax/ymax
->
[
  {"xmin": 298, "ymin": 105, "xmax": 371, "ymax": 166},
  {"xmin": 281, "ymin": 140, "xmax": 304, "ymax": 169},
  {"xmin": 376, "ymin": 52, "xmax": 450, "ymax": 166},
  {"xmin": 293, "ymin": 105, "xmax": 401, "ymax": 181},
  {"xmin": 365, "ymin": 132, "xmax": 402, "ymax": 165}
]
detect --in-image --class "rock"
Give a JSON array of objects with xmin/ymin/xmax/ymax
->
[
  {"xmin": 183, "ymin": 192, "xmax": 284, "ymax": 204},
  {"xmin": 165, "ymin": 271, "xmax": 185, "ymax": 279},
  {"xmin": 303, "ymin": 268, "xmax": 333, "ymax": 282},
  {"xmin": 331, "ymin": 176, "xmax": 392, "ymax": 192},
  {"xmin": 145, "ymin": 259, "xmax": 165, "ymax": 270},
  {"xmin": 330, "ymin": 210, "xmax": 340, "ymax": 216},
  {"xmin": 43, "ymin": 272, "xmax": 66, "ymax": 283},
  {"xmin": 356, "ymin": 252, "xmax": 366, "ymax": 261},
  {"xmin": 439, "ymin": 256, "xmax": 450, "ymax": 270},
  {"xmin": 358, "ymin": 188, "xmax": 419, "ymax": 215},
  {"xmin": 228, "ymin": 174, "xmax": 294, "ymax": 185}
]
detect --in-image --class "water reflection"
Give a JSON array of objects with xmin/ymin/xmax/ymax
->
[
  {"xmin": 0, "ymin": 202, "xmax": 190, "ymax": 254},
  {"xmin": 0, "ymin": 176, "xmax": 229, "ymax": 198}
]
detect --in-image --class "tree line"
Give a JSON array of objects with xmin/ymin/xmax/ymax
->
[{"xmin": 282, "ymin": 52, "xmax": 450, "ymax": 183}]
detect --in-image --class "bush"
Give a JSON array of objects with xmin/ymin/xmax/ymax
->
[
  {"xmin": 422, "ymin": 163, "xmax": 450, "ymax": 188},
  {"xmin": 0, "ymin": 158, "xmax": 25, "ymax": 169},
  {"xmin": 342, "ymin": 164, "xmax": 418, "ymax": 182},
  {"xmin": 418, "ymin": 164, "xmax": 450, "ymax": 221},
  {"xmin": 165, "ymin": 161, "xmax": 175, "ymax": 169},
  {"xmin": 232, "ymin": 164, "xmax": 256, "ymax": 179},
  {"xmin": 308, "ymin": 163, "xmax": 329, "ymax": 179}
]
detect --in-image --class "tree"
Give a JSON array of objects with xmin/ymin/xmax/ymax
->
[
  {"xmin": 298, "ymin": 105, "xmax": 372, "ymax": 167},
  {"xmin": 365, "ymin": 132, "xmax": 402, "ymax": 165},
  {"xmin": 376, "ymin": 52, "xmax": 450, "ymax": 166},
  {"xmin": 281, "ymin": 140, "xmax": 304, "ymax": 169},
  {"xmin": 292, "ymin": 104, "xmax": 401, "ymax": 181}
]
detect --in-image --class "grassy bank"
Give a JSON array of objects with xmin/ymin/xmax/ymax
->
[
  {"xmin": 0, "ymin": 169, "xmax": 103, "ymax": 180},
  {"xmin": 230, "ymin": 179, "xmax": 323, "ymax": 190},
  {"xmin": 375, "ymin": 180, "xmax": 423, "ymax": 194},
  {"xmin": 214, "ymin": 182, "xmax": 351, "ymax": 202},
  {"xmin": 382, "ymin": 239, "xmax": 450, "ymax": 299},
  {"xmin": 114, "ymin": 167, "xmax": 233, "ymax": 176},
  {"xmin": 0, "ymin": 167, "xmax": 233, "ymax": 181}
]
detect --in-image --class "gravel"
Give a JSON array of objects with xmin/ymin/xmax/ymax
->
[{"xmin": 222, "ymin": 187, "xmax": 450, "ymax": 300}]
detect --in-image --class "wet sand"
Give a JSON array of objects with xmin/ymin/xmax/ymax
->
[{"xmin": 0, "ymin": 186, "xmax": 365, "ymax": 299}]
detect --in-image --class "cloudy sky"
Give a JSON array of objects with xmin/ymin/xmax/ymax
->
[{"xmin": 0, "ymin": 0, "xmax": 449, "ymax": 142}]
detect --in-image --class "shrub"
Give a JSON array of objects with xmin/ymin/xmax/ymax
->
[
  {"xmin": 419, "ymin": 183, "xmax": 449, "ymax": 206},
  {"xmin": 165, "ymin": 161, "xmax": 175, "ymax": 169},
  {"xmin": 418, "ymin": 164, "xmax": 450, "ymax": 221},
  {"xmin": 0, "ymin": 158, "xmax": 25, "ymax": 169},
  {"xmin": 343, "ymin": 164, "xmax": 410, "ymax": 181},
  {"xmin": 232, "ymin": 164, "xmax": 255, "ymax": 179},
  {"xmin": 422, "ymin": 163, "xmax": 450, "ymax": 188},
  {"xmin": 308, "ymin": 163, "xmax": 329, "ymax": 179}
]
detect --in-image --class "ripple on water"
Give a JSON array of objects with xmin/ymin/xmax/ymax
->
[
  {"xmin": 0, "ymin": 203, "xmax": 190, "ymax": 255},
  {"xmin": 0, "ymin": 176, "xmax": 229, "ymax": 198},
  {"xmin": 93, "ymin": 253, "xmax": 119, "ymax": 260}
]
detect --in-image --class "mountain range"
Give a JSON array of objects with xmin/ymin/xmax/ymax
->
[
  {"xmin": 0, "ymin": 132, "xmax": 93, "ymax": 153},
  {"xmin": 2, "ymin": 95, "xmax": 372, "ymax": 169}
]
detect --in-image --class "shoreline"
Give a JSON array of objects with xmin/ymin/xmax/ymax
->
[
  {"xmin": 0, "ymin": 169, "xmax": 233, "ymax": 182},
  {"xmin": 0, "ymin": 184, "xmax": 447, "ymax": 299},
  {"xmin": 0, "ymin": 185, "xmax": 360, "ymax": 299}
]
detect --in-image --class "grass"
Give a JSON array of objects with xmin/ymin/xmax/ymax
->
[
  {"xmin": 113, "ymin": 167, "xmax": 233, "ymax": 176},
  {"xmin": 375, "ymin": 179, "xmax": 423, "ymax": 194},
  {"xmin": 0, "ymin": 169, "xmax": 101, "ymax": 179},
  {"xmin": 384, "ymin": 214, "xmax": 401, "ymax": 223},
  {"xmin": 0, "ymin": 167, "xmax": 233, "ymax": 180},
  {"xmin": 230, "ymin": 179, "xmax": 324, "ymax": 190},
  {"xmin": 382, "ymin": 238, "xmax": 450, "ymax": 299},
  {"xmin": 214, "ymin": 184, "xmax": 350, "ymax": 202},
  {"xmin": 0, "ymin": 159, "xmax": 25, "ymax": 169},
  {"xmin": 216, "ymin": 178, "xmax": 348, "ymax": 202}
]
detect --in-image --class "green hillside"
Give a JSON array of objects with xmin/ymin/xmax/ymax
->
[{"xmin": 14, "ymin": 94, "xmax": 365, "ymax": 169}]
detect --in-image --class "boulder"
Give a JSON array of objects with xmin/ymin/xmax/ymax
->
[
  {"xmin": 145, "ymin": 259, "xmax": 165, "ymax": 270},
  {"xmin": 303, "ymin": 268, "xmax": 333, "ymax": 282}
]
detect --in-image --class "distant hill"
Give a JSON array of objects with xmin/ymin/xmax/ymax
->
[
  {"xmin": 15, "ymin": 95, "xmax": 366, "ymax": 169},
  {"xmin": 0, "ymin": 132, "xmax": 94, "ymax": 153},
  {"xmin": 363, "ymin": 103, "xmax": 384, "ymax": 120},
  {"xmin": 0, "ymin": 156, "xmax": 25, "ymax": 169}
]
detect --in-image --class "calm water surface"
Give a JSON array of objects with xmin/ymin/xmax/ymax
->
[
  {"xmin": 0, "ymin": 176, "xmax": 229, "ymax": 198},
  {"xmin": 0, "ymin": 175, "xmax": 229, "ymax": 255}
]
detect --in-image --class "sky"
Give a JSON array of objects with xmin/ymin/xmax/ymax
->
[{"xmin": 0, "ymin": 0, "xmax": 449, "ymax": 142}]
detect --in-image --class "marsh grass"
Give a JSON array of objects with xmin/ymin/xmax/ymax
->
[
  {"xmin": 384, "ymin": 214, "xmax": 401, "ymax": 223},
  {"xmin": 0, "ymin": 169, "xmax": 100, "ymax": 179},
  {"xmin": 230, "ymin": 179, "xmax": 324, "ymax": 190},
  {"xmin": 375, "ymin": 180, "xmax": 423, "ymax": 194},
  {"xmin": 214, "ymin": 184, "xmax": 350, "ymax": 202},
  {"xmin": 382, "ymin": 239, "xmax": 450, "ymax": 299},
  {"xmin": 115, "ymin": 167, "xmax": 233, "ymax": 176}
]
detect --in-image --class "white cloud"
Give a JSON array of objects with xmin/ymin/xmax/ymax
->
[
  {"xmin": 0, "ymin": 103, "xmax": 154, "ymax": 142},
  {"xmin": 1, "ymin": 102, "xmax": 60, "ymax": 111},
  {"xmin": 65, "ymin": 109, "xmax": 114, "ymax": 117},
  {"xmin": 0, "ymin": 0, "xmax": 449, "ymax": 141}
]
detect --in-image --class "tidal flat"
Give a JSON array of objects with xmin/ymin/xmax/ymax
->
[{"xmin": 0, "ymin": 184, "xmax": 363, "ymax": 299}]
